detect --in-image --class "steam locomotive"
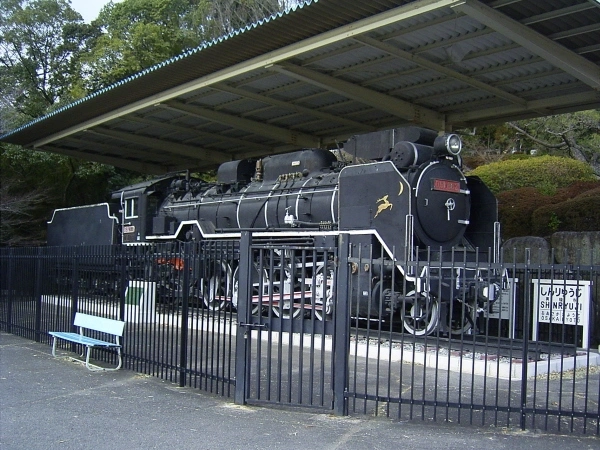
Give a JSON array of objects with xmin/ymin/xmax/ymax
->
[{"xmin": 48, "ymin": 127, "xmax": 502, "ymax": 335}]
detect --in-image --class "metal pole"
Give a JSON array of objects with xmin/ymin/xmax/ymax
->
[
  {"xmin": 5, "ymin": 248, "xmax": 14, "ymax": 334},
  {"xmin": 520, "ymin": 248, "xmax": 532, "ymax": 430},
  {"xmin": 234, "ymin": 232, "xmax": 252, "ymax": 405},
  {"xmin": 34, "ymin": 247, "xmax": 43, "ymax": 342},
  {"xmin": 179, "ymin": 243, "xmax": 191, "ymax": 387},
  {"xmin": 333, "ymin": 233, "xmax": 350, "ymax": 416}
]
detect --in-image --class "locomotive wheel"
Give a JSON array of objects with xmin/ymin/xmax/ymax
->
[
  {"xmin": 401, "ymin": 291, "xmax": 440, "ymax": 336},
  {"xmin": 231, "ymin": 264, "xmax": 269, "ymax": 317},
  {"xmin": 314, "ymin": 263, "xmax": 334, "ymax": 321},
  {"xmin": 448, "ymin": 299, "xmax": 474, "ymax": 335},
  {"xmin": 270, "ymin": 249, "xmax": 303, "ymax": 320},
  {"xmin": 271, "ymin": 294, "xmax": 303, "ymax": 319},
  {"xmin": 202, "ymin": 261, "xmax": 233, "ymax": 311}
]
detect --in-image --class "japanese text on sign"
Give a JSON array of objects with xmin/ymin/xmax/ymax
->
[
  {"xmin": 534, "ymin": 281, "xmax": 590, "ymax": 326},
  {"xmin": 532, "ymin": 279, "xmax": 592, "ymax": 348}
]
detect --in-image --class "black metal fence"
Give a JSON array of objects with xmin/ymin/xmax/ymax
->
[
  {"xmin": 1, "ymin": 236, "xmax": 598, "ymax": 435},
  {"xmin": 341, "ymin": 242, "xmax": 600, "ymax": 435}
]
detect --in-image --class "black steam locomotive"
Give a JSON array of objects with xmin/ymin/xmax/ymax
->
[{"xmin": 48, "ymin": 127, "xmax": 501, "ymax": 335}]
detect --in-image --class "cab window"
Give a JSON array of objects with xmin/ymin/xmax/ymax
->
[{"xmin": 124, "ymin": 198, "xmax": 138, "ymax": 218}]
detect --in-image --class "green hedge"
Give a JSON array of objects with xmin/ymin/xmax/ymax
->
[
  {"xmin": 468, "ymin": 155, "xmax": 595, "ymax": 195},
  {"xmin": 497, "ymin": 188, "xmax": 553, "ymax": 239},
  {"xmin": 532, "ymin": 195, "xmax": 600, "ymax": 236},
  {"xmin": 497, "ymin": 181, "xmax": 600, "ymax": 239}
]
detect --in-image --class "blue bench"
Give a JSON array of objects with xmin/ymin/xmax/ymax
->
[{"xmin": 50, "ymin": 313, "xmax": 125, "ymax": 371}]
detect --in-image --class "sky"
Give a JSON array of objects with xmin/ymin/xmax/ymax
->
[{"xmin": 70, "ymin": 0, "xmax": 123, "ymax": 23}]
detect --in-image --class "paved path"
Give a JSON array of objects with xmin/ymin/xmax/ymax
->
[{"xmin": 1, "ymin": 332, "xmax": 598, "ymax": 450}]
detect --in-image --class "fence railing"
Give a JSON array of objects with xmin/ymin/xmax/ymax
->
[
  {"xmin": 341, "ymin": 242, "xmax": 599, "ymax": 434},
  {"xmin": 1, "ymin": 239, "xmax": 598, "ymax": 435}
]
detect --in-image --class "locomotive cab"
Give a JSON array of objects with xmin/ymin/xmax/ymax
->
[{"xmin": 112, "ymin": 176, "xmax": 184, "ymax": 243}]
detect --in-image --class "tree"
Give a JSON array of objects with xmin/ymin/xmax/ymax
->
[
  {"xmin": 192, "ymin": 0, "xmax": 282, "ymax": 38},
  {"xmin": 0, "ymin": 0, "xmax": 290, "ymax": 245},
  {"xmin": 459, "ymin": 111, "xmax": 600, "ymax": 177},
  {"xmin": 0, "ymin": 0, "xmax": 98, "ymax": 130},
  {"xmin": 506, "ymin": 110, "xmax": 600, "ymax": 177},
  {"xmin": 83, "ymin": 0, "xmax": 283, "ymax": 91}
]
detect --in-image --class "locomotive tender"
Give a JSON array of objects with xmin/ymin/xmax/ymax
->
[{"xmin": 48, "ymin": 127, "xmax": 501, "ymax": 335}]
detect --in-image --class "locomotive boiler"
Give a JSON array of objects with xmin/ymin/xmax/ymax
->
[{"xmin": 48, "ymin": 127, "xmax": 501, "ymax": 335}]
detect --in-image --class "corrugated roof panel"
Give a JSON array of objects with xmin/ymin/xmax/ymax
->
[
  {"xmin": 370, "ymin": 8, "xmax": 456, "ymax": 39},
  {"xmin": 269, "ymin": 83, "xmax": 327, "ymax": 102},
  {"xmin": 509, "ymin": 73, "xmax": 579, "ymax": 94},
  {"xmin": 477, "ymin": 60, "xmax": 556, "ymax": 83},
  {"xmin": 235, "ymin": 73, "xmax": 294, "ymax": 92},
  {"xmin": 291, "ymin": 91, "xmax": 349, "ymax": 109},
  {"xmin": 402, "ymin": 79, "xmax": 468, "ymax": 101},
  {"xmin": 309, "ymin": 46, "xmax": 390, "ymax": 72}
]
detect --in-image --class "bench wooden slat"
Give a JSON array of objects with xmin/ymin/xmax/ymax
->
[
  {"xmin": 49, "ymin": 332, "xmax": 121, "ymax": 348},
  {"xmin": 74, "ymin": 313, "xmax": 124, "ymax": 336}
]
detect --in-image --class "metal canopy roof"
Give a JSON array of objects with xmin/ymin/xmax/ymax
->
[{"xmin": 2, "ymin": 0, "xmax": 599, "ymax": 174}]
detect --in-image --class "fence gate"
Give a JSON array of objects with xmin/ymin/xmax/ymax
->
[{"xmin": 234, "ymin": 232, "xmax": 346, "ymax": 411}]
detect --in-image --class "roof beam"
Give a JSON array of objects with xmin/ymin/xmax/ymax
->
[
  {"xmin": 164, "ymin": 100, "xmax": 321, "ymax": 148},
  {"xmin": 64, "ymin": 135, "xmax": 188, "ymax": 166},
  {"xmin": 454, "ymin": 0, "xmax": 600, "ymax": 90},
  {"xmin": 39, "ymin": 144, "xmax": 168, "ymax": 174},
  {"xmin": 355, "ymin": 35, "xmax": 528, "ymax": 107},
  {"xmin": 90, "ymin": 127, "xmax": 228, "ymax": 164},
  {"xmin": 272, "ymin": 61, "xmax": 446, "ymax": 130},
  {"xmin": 212, "ymin": 83, "xmax": 378, "ymax": 133},
  {"xmin": 521, "ymin": 3, "xmax": 597, "ymax": 25},
  {"xmin": 549, "ymin": 23, "xmax": 600, "ymax": 41},
  {"xmin": 126, "ymin": 114, "xmax": 273, "ymax": 153},
  {"xmin": 448, "ymin": 91, "xmax": 600, "ymax": 125}
]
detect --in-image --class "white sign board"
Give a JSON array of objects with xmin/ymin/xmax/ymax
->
[
  {"xmin": 485, "ymin": 278, "xmax": 517, "ymax": 338},
  {"xmin": 531, "ymin": 279, "xmax": 592, "ymax": 349},
  {"xmin": 125, "ymin": 281, "xmax": 157, "ymax": 324}
]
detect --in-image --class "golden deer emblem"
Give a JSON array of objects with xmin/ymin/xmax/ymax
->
[{"xmin": 374, "ymin": 195, "xmax": 393, "ymax": 218}]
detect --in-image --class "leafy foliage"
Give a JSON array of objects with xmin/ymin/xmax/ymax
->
[
  {"xmin": 496, "ymin": 188, "xmax": 552, "ymax": 240},
  {"xmin": 0, "ymin": 143, "xmax": 145, "ymax": 245},
  {"xmin": 460, "ymin": 110, "xmax": 600, "ymax": 176},
  {"xmin": 468, "ymin": 155, "xmax": 595, "ymax": 195},
  {"xmin": 83, "ymin": 0, "xmax": 201, "ymax": 89},
  {"xmin": 83, "ymin": 0, "xmax": 282, "ymax": 91},
  {"xmin": 532, "ymin": 195, "xmax": 600, "ymax": 237},
  {"xmin": 497, "ymin": 181, "xmax": 600, "ymax": 239},
  {"xmin": 0, "ymin": 0, "xmax": 98, "ymax": 130}
]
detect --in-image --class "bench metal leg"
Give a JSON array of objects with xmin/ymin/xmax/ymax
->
[{"xmin": 84, "ymin": 346, "xmax": 123, "ymax": 372}]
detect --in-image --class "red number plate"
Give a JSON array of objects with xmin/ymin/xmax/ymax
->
[{"xmin": 432, "ymin": 179, "xmax": 461, "ymax": 193}]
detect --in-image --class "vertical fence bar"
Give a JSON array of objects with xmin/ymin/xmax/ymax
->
[
  {"xmin": 5, "ymin": 248, "xmax": 14, "ymax": 333},
  {"xmin": 333, "ymin": 234, "xmax": 350, "ymax": 416},
  {"xmin": 235, "ymin": 232, "xmax": 252, "ymax": 405},
  {"xmin": 520, "ymin": 249, "xmax": 531, "ymax": 431},
  {"xmin": 34, "ymin": 247, "xmax": 43, "ymax": 342},
  {"xmin": 179, "ymin": 243, "xmax": 191, "ymax": 387}
]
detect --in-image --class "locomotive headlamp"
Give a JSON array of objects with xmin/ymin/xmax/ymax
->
[{"xmin": 434, "ymin": 134, "xmax": 462, "ymax": 156}]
